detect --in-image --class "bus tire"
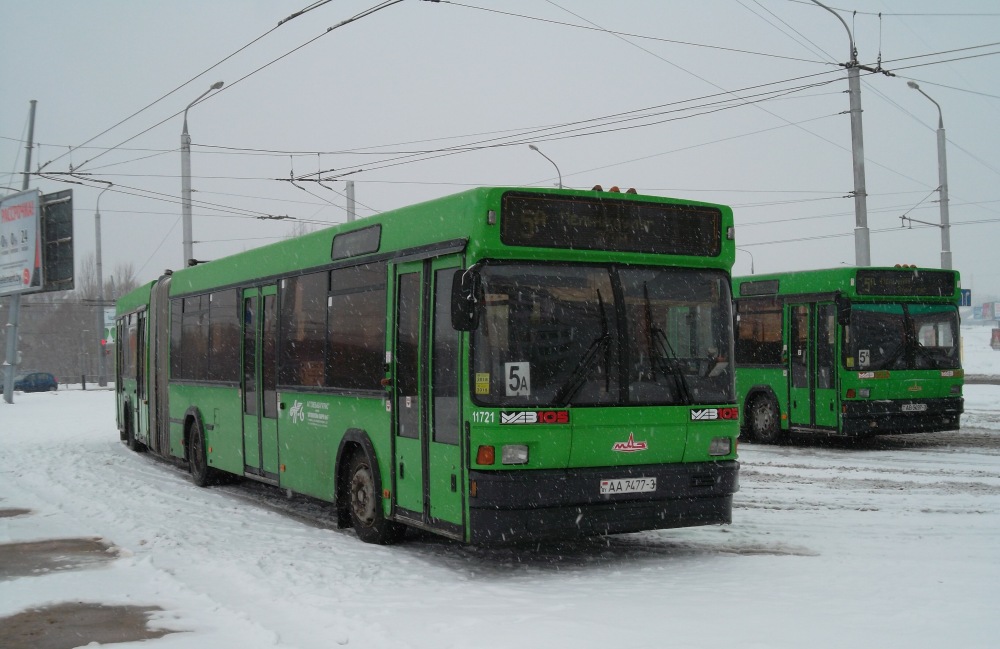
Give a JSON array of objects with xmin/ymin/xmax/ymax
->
[
  {"xmin": 119, "ymin": 401, "xmax": 129, "ymax": 442},
  {"xmin": 346, "ymin": 451, "xmax": 405, "ymax": 545},
  {"xmin": 188, "ymin": 418, "xmax": 213, "ymax": 487},
  {"xmin": 125, "ymin": 410, "xmax": 146, "ymax": 453},
  {"xmin": 749, "ymin": 393, "xmax": 782, "ymax": 444}
]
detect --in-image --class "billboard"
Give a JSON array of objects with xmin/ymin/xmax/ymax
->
[
  {"xmin": 0, "ymin": 189, "xmax": 41, "ymax": 296},
  {"xmin": 104, "ymin": 307, "xmax": 116, "ymax": 344},
  {"xmin": 0, "ymin": 188, "xmax": 73, "ymax": 297},
  {"xmin": 40, "ymin": 189, "xmax": 74, "ymax": 293}
]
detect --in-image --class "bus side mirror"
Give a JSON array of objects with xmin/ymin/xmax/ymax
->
[
  {"xmin": 835, "ymin": 294, "xmax": 851, "ymax": 326},
  {"xmin": 451, "ymin": 268, "xmax": 481, "ymax": 331}
]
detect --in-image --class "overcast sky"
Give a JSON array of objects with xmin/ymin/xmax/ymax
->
[{"xmin": 3, "ymin": 1, "xmax": 999, "ymax": 299}]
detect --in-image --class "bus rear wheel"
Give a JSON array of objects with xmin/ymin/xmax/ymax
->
[
  {"xmin": 749, "ymin": 394, "xmax": 782, "ymax": 444},
  {"xmin": 125, "ymin": 411, "xmax": 146, "ymax": 453},
  {"xmin": 188, "ymin": 419, "xmax": 213, "ymax": 487},
  {"xmin": 347, "ymin": 452, "xmax": 405, "ymax": 545}
]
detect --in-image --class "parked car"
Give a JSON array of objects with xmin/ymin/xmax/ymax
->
[{"xmin": 1, "ymin": 372, "xmax": 59, "ymax": 393}]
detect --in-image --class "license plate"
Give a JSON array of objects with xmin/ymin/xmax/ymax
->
[
  {"xmin": 902, "ymin": 403, "xmax": 928, "ymax": 412},
  {"xmin": 600, "ymin": 477, "xmax": 656, "ymax": 495}
]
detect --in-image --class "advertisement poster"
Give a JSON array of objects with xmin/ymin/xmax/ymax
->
[{"xmin": 0, "ymin": 189, "xmax": 42, "ymax": 297}]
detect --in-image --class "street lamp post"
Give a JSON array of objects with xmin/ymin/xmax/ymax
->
[
  {"xmin": 528, "ymin": 144, "xmax": 563, "ymax": 189},
  {"xmin": 907, "ymin": 81, "xmax": 952, "ymax": 270},
  {"xmin": 80, "ymin": 329, "xmax": 89, "ymax": 386},
  {"xmin": 181, "ymin": 81, "xmax": 224, "ymax": 267},
  {"xmin": 736, "ymin": 247, "xmax": 755, "ymax": 275},
  {"xmin": 811, "ymin": 0, "xmax": 870, "ymax": 267},
  {"xmin": 95, "ymin": 185, "xmax": 112, "ymax": 386}
]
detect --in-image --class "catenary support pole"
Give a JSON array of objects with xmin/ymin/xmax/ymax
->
[{"xmin": 3, "ymin": 100, "xmax": 37, "ymax": 405}]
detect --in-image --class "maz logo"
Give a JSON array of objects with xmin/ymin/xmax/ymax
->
[
  {"xmin": 612, "ymin": 432, "xmax": 648, "ymax": 453},
  {"xmin": 690, "ymin": 407, "xmax": 739, "ymax": 421}
]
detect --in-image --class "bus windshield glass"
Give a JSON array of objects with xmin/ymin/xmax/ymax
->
[
  {"xmin": 471, "ymin": 264, "xmax": 734, "ymax": 407},
  {"xmin": 844, "ymin": 303, "xmax": 960, "ymax": 371}
]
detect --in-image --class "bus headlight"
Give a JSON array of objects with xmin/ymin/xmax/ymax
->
[
  {"xmin": 709, "ymin": 437, "xmax": 732, "ymax": 456},
  {"xmin": 501, "ymin": 444, "xmax": 529, "ymax": 465}
]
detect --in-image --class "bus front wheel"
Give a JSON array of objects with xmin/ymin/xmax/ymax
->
[
  {"xmin": 749, "ymin": 394, "xmax": 782, "ymax": 444},
  {"xmin": 347, "ymin": 452, "xmax": 405, "ymax": 545}
]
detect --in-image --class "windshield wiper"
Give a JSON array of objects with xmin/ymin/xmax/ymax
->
[
  {"xmin": 644, "ymin": 283, "xmax": 692, "ymax": 404},
  {"xmin": 875, "ymin": 340, "xmax": 907, "ymax": 370},
  {"xmin": 553, "ymin": 290, "xmax": 611, "ymax": 406},
  {"xmin": 913, "ymin": 341, "xmax": 947, "ymax": 369}
]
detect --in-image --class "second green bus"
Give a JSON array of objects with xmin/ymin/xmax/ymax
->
[{"xmin": 734, "ymin": 266, "xmax": 963, "ymax": 442}]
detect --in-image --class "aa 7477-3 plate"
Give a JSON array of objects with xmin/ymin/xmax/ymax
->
[{"xmin": 599, "ymin": 477, "xmax": 656, "ymax": 495}]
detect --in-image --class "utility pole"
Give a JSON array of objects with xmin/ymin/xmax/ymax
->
[
  {"xmin": 812, "ymin": 0, "xmax": 870, "ymax": 266},
  {"xmin": 346, "ymin": 181, "xmax": 356, "ymax": 222},
  {"xmin": 3, "ymin": 100, "xmax": 36, "ymax": 405},
  {"xmin": 95, "ymin": 185, "xmax": 112, "ymax": 386}
]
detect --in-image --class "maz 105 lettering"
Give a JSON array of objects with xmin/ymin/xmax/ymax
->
[
  {"xmin": 690, "ymin": 407, "xmax": 739, "ymax": 421},
  {"xmin": 501, "ymin": 411, "xmax": 571, "ymax": 425}
]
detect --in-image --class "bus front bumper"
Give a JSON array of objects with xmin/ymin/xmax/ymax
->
[
  {"xmin": 841, "ymin": 397, "xmax": 963, "ymax": 436},
  {"xmin": 467, "ymin": 461, "xmax": 738, "ymax": 544}
]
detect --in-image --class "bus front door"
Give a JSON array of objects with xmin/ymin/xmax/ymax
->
[
  {"xmin": 392, "ymin": 258, "xmax": 464, "ymax": 539},
  {"xmin": 242, "ymin": 285, "xmax": 280, "ymax": 481},
  {"xmin": 789, "ymin": 302, "xmax": 838, "ymax": 431},
  {"xmin": 136, "ymin": 310, "xmax": 149, "ymax": 446}
]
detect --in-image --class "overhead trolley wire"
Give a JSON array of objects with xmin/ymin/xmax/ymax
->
[
  {"xmin": 436, "ymin": 0, "xmax": 832, "ymax": 65},
  {"xmin": 783, "ymin": 1, "xmax": 1000, "ymax": 18},
  {"xmin": 288, "ymin": 71, "xmax": 847, "ymax": 182},
  {"xmin": 45, "ymin": 0, "xmax": 405, "ymax": 175}
]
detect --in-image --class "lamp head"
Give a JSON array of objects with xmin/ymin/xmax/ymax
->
[
  {"xmin": 907, "ymin": 81, "xmax": 920, "ymax": 90},
  {"xmin": 210, "ymin": 81, "xmax": 224, "ymax": 90}
]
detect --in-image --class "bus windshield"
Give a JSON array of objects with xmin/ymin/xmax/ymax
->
[
  {"xmin": 471, "ymin": 264, "xmax": 734, "ymax": 407},
  {"xmin": 844, "ymin": 303, "xmax": 960, "ymax": 371}
]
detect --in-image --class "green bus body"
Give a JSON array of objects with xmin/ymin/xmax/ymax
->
[
  {"xmin": 116, "ymin": 186, "xmax": 740, "ymax": 544},
  {"xmin": 734, "ymin": 267, "xmax": 963, "ymax": 443}
]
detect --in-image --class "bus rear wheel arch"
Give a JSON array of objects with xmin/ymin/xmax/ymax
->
[
  {"xmin": 124, "ymin": 405, "xmax": 146, "ymax": 453},
  {"xmin": 185, "ymin": 414, "xmax": 216, "ymax": 487}
]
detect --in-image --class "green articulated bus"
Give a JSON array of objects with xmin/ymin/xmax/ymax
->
[
  {"xmin": 116, "ymin": 186, "xmax": 740, "ymax": 544},
  {"xmin": 733, "ymin": 266, "xmax": 963, "ymax": 443}
]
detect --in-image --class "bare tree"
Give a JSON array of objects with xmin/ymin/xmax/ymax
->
[
  {"xmin": 2, "ymin": 253, "xmax": 140, "ymax": 382},
  {"xmin": 285, "ymin": 221, "xmax": 317, "ymax": 239},
  {"xmin": 108, "ymin": 262, "xmax": 139, "ymax": 301}
]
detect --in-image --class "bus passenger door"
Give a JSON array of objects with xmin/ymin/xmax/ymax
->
[
  {"xmin": 242, "ymin": 285, "xmax": 280, "ymax": 481},
  {"xmin": 136, "ymin": 311, "xmax": 149, "ymax": 444},
  {"xmin": 788, "ymin": 304, "xmax": 811, "ymax": 428},
  {"xmin": 789, "ymin": 303, "xmax": 838, "ymax": 431},
  {"xmin": 813, "ymin": 303, "xmax": 838, "ymax": 428},
  {"xmin": 392, "ymin": 258, "xmax": 464, "ymax": 537}
]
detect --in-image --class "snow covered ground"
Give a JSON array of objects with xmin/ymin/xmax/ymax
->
[{"xmin": 2, "ymin": 326, "xmax": 999, "ymax": 648}]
